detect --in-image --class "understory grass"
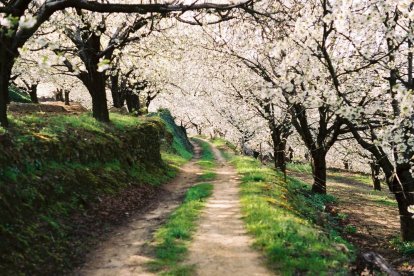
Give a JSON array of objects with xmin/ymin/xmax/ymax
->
[
  {"xmin": 287, "ymin": 163, "xmax": 396, "ymax": 209},
  {"xmin": 147, "ymin": 183, "xmax": 213, "ymax": 276},
  {"xmin": 8, "ymin": 112, "xmax": 145, "ymax": 138},
  {"xmin": 229, "ymin": 154, "xmax": 353, "ymax": 275},
  {"xmin": 287, "ymin": 162, "xmax": 313, "ymax": 174},
  {"xmin": 390, "ymin": 237, "xmax": 414, "ymax": 256},
  {"xmin": 366, "ymin": 191, "xmax": 398, "ymax": 207}
]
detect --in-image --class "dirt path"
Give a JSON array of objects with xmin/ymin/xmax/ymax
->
[
  {"xmin": 185, "ymin": 143, "xmax": 272, "ymax": 276},
  {"xmin": 74, "ymin": 143, "xmax": 203, "ymax": 276},
  {"xmin": 75, "ymin": 142, "xmax": 271, "ymax": 276},
  {"xmin": 289, "ymin": 170, "xmax": 414, "ymax": 274}
]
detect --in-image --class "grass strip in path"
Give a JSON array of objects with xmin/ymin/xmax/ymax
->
[
  {"xmin": 147, "ymin": 183, "xmax": 213, "ymax": 275},
  {"xmin": 228, "ymin": 153, "xmax": 353, "ymax": 275},
  {"xmin": 147, "ymin": 139, "xmax": 216, "ymax": 275},
  {"xmin": 192, "ymin": 138, "xmax": 217, "ymax": 181}
]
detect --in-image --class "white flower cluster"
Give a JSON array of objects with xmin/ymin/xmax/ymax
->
[{"xmin": 0, "ymin": 14, "xmax": 36, "ymax": 29}]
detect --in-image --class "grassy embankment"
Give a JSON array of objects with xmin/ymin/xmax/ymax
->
[
  {"xmin": 0, "ymin": 110, "xmax": 192, "ymax": 275},
  {"xmin": 287, "ymin": 163, "xmax": 414, "ymax": 258},
  {"xmin": 287, "ymin": 163, "xmax": 397, "ymax": 208},
  {"xmin": 211, "ymin": 138, "xmax": 353, "ymax": 275},
  {"xmin": 147, "ymin": 139, "xmax": 216, "ymax": 276}
]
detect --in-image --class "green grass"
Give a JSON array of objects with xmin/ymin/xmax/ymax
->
[
  {"xmin": 390, "ymin": 237, "xmax": 414, "ymax": 256},
  {"xmin": 198, "ymin": 171, "xmax": 217, "ymax": 181},
  {"xmin": 147, "ymin": 138, "xmax": 217, "ymax": 275},
  {"xmin": 191, "ymin": 138, "xmax": 216, "ymax": 181},
  {"xmin": 344, "ymin": 225, "xmax": 357, "ymax": 234},
  {"xmin": 8, "ymin": 112, "xmax": 146, "ymax": 139},
  {"xmin": 210, "ymin": 137, "xmax": 237, "ymax": 152},
  {"xmin": 162, "ymin": 152, "xmax": 190, "ymax": 168},
  {"xmin": 147, "ymin": 183, "xmax": 214, "ymax": 275},
  {"xmin": 366, "ymin": 191, "xmax": 398, "ymax": 207},
  {"xmin": 229, "ymin": 154, "xmax": 353, "ymax": 275},
  {"xmin": 288, "ymin": 163, "xmax": 396, "ymax": 208},
  {"xmin": 192, "ymin": 138, "xmax": 215, "ymax": 171},
  {"xmin": 9, "ymin": 85, "xmax": 31, "ymax": 103},
  {"xmin": 151, "ymin": 109, "xmax": 193, "ymax": 161},
  {"xmin": 287, "ymin": 162, "xmax": 313, "ymax": 174},
  {"xmin": 346, "ymin": 174, "xmax": 373, "ymax": 186},
  {"xmin": 1, "ymin": 110, "xmax": 194, "ymax": 275}
]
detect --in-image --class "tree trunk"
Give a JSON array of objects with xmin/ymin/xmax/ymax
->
[
  {"xmin": 0, "ymin": 51, "xmax": 13, "ymax": 127},
  {"xmin": 81, "ymin": 68, "xmax": 110, "ymax": 122},
  {"xmin": 55, "ymin": 89, "xmax": 64, "ymax": 102},
  {"xmin": 29, "ymin": 85, "xmax": 39, "ymax": 104},
  {"xmin": 110, "ymin": 74, "xmax": 123, "ymax": 108},
  {"xmin": 370, "ymin": 161, "xmax": 381, "ymax": 191},
  {"xmin": 273, "ymin": 138, "xmax": 286, "ymax": 172},
  {"xmin": 125, "ymin": 92, "xmax": 140, "ymax": 113},
  {"xmin": 87, "ymin": 74, "xmax": 109, "ymax": 122},
  {"xmin": 91, "ymin": 90, "xmax": 109, "ymax": 122},
  {"xmin": 311, "ymin": 150, "xmax": 327, "ymax": 194},
  {"xmin": 344, "ymin": 160, "xmax": 350, "ymax": 171},
  {"xmin": 392, "ymin": 167, "xmax": 414, "ymax": 241},
  {"xmin": 64, "ymin": 90, "xmax": 70, "ymax": 105},
  {"xmin": 0, "ymin": 71, "xmax": 9, "ymax": 128},
  {"xmin": 269, "ymin": 124, "xmax": 286, "ymax": 172}
]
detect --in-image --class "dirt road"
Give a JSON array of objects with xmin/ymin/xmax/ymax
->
[{"xmin": 185, "ymin": 144, "xmax": 271, "ymax": 276}]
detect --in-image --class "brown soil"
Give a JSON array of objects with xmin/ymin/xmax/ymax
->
[
  {"xmin": 185, "ymin": 142, "xmax": 272, "ymax": 276},
  {"xmin": 289, "ymin": 170, "xmax": 414, "ymax": 275},
  {"xmin": 72, "ymin": 143, "xmax": 203, "ymax": 275},
  {"xmin": 65, "ymin": 184, "xmax": 160, "ymax": 273}
]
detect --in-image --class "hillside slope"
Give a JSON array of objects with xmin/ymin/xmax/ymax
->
[{"xmin": 0, "ymin": 111, "xmax": 192, "ymax": 275}]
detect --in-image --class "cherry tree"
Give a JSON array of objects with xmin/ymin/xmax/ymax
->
[
  {"xmin": 47, "ymin": 11, "xmax": 155, "ymax": 121},
  {"xmin": 197, "ymin": 4, "xmax": 347, "ymax": 194},
  {"xmin": 0, "ymin": 0, "xmax": 250, "ymax": 127},
  {"xmin": 321, "ymin": 0, "xmax": 414, "ymax": 240},
  {"xmin": 11, "ymin": 57, "xmax": 45, "ymax": 103}
]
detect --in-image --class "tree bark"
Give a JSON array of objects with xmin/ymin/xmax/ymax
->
[
  {"xmin": 392, "ymin": 167, "xmax": 414, "ymax": 241},
  {"xmin": 344, "ymin": 160, "xmax": 350, "ymax": 171},
  {"xmin": 269, "ymin": 121, "xmax": 287, "ymax": 172},
  {"xmin": 80, "ymin": 63, "xmax": 110, "ymax": 122},
  {"xmin": 0, "ymin": 48, "xmax": 13, "ymax": 127},
  {"xmin": 125, "ymin": 92, "xmax": 140, "ymax": 113},
  {"xmin": 272, "ymin": 133, "xmax": 286, "ymax": 172},
  {"xmin": 84, "ymin": 71, "xmax": 110, "ymax": 122},
  {"xmin": 0, "ymin": 70, "xmax": 10, "ymax": 128},
  {"xmin": 55, "ymin": 89, "xmax": 64, "ymax": 102},
  {"xmin": 64, "ymin": 90, "xmax": 70, "ymax": 105},
  {"xmin": 91, "ymin": 88, "xmax": 109, "ymax": 122},
  {"xmin": 110, "ymin": 74, "xmax": 123, "ymax": 108},
  {"xmin": 29, "ymin": 85, "xmax": 39, "ymax": 104},
  {"xmin": 311, "ymin": 150, "xmax": 327, "ymax": 194},
  {"xmin": 370, "ymin": 161, "xmax": 381, "ymax": 191}
]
